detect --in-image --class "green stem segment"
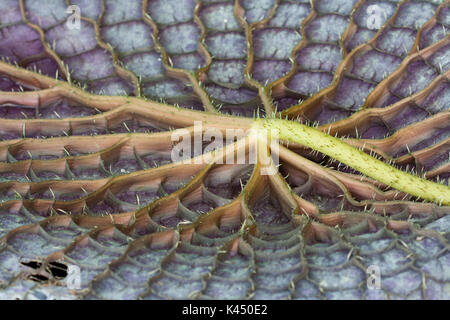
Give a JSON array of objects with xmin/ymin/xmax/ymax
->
[{"xmin": 255, "ymin": 119, "xmax": 450, "ymax": 206}]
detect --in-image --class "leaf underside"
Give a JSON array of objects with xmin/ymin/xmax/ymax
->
[{"xmin": 0, "ymin": 0, "xmax": 448, "ymax": 300}]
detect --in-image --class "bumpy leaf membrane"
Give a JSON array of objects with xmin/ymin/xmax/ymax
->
[{"xmin": 0, "ymin": 0, "xmax": 448, "ymax": 300}]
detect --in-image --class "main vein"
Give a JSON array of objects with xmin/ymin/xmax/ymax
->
[{"xmin": 255, "ymin": 118, "xmax": 450, "ymax": 206}]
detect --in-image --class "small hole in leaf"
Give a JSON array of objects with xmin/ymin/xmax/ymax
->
[
  {"xmin": 47, "ymin": 261, "xmax": 68, "ymax": 279},
  {"xmin": 28, "ymin": 274, "xmax": 49, "ymax": 283},
  {"xmin": 20, "ymin": 260, "xmax": 42, "ymax": 270}
]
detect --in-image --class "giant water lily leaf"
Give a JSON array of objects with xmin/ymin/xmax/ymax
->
[{"xmin": 0, "ymin": 0, "xmax": 449, "ymax": 300}]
